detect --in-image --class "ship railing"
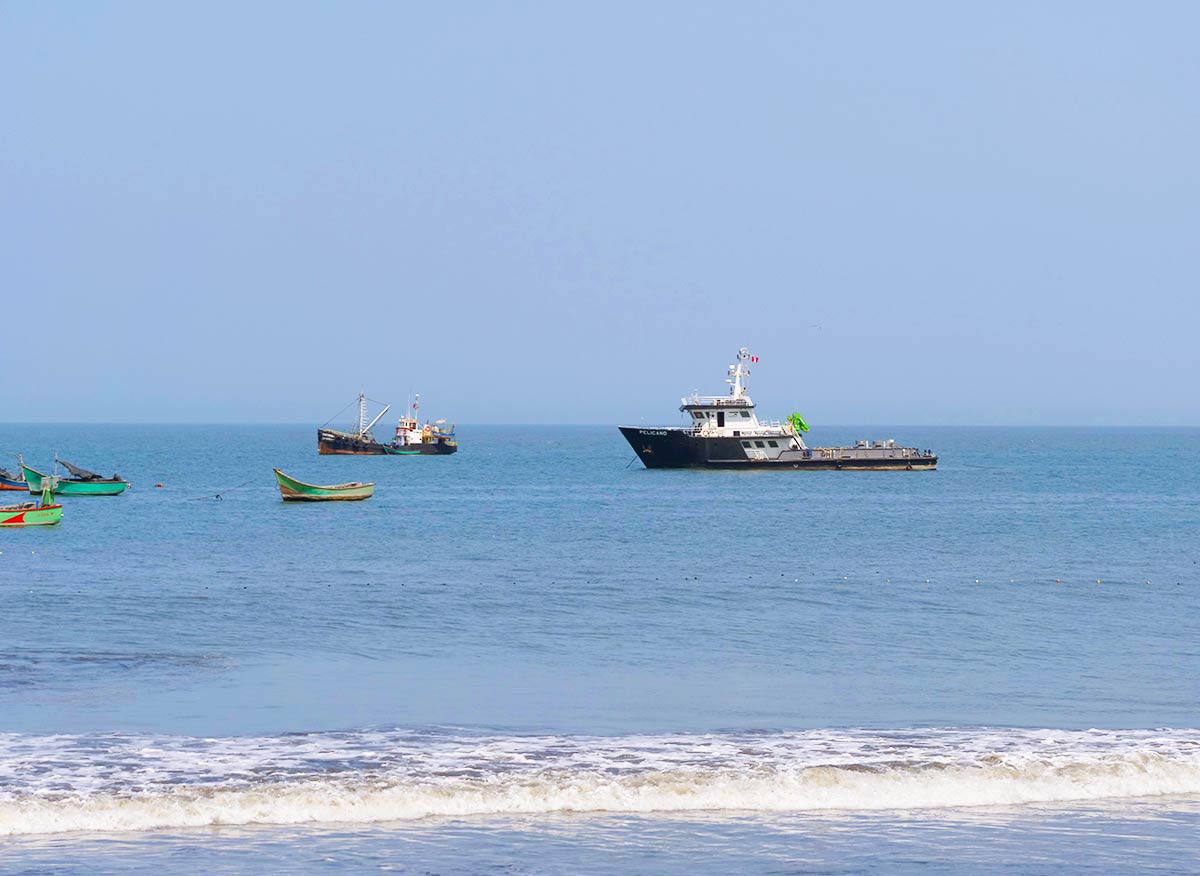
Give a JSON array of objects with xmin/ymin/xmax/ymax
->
[
  {"xmin": 680, "ymin": 423, "xmax": 793, "ymax": 437},
  {"xmin": 810, "ymin": 445, "xmax": 928, "ymax": 459},
  {"xmin": 680, "ymin": 395, "xmax": 753, "ymax": 407}
]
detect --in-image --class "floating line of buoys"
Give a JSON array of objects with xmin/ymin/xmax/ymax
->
[{"xmin": 773, "ymin": 575, "xmax": 1176, "ymax": 586}]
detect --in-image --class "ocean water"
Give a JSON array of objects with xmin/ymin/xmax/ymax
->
[{"xmin": 1, "ymin": 424, "xmax": 1198, "ymax": 874}]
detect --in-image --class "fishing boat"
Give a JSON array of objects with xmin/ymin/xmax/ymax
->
[
  {"xmin": 1, "ymin": 479, "xmax": 63, "ymax": 526},
  {"xmin": 20, "ymin": 457, "xmax": 129, "ymax": 496},
  {"xmin": 0, "ymin": 467, "xmax": 25, "ymax": 491},
  {"xmin": 273, "ymin": 468, "xmax": 374, "ymax": 502},
  {"xmin": 317, "ymin": 392, "xmax": 457, "ymax": 455},
  {"xmin": 620, "ymin": 347, "xmax": 938, "ymax": 470}
]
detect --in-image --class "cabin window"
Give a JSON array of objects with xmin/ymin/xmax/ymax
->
[
  {"xmin": 741, "ymin": 411, "xmax": 751, "ymax": 418},
  {"xmin": 741, "ymin": 441, "xmax": 751, "ymax": 447},
  {"xmin": 755, "ymin": 441, "xmax": 765, "ymax": 448},
  {"xmin": 693, "ymin": 412, "xmax": 704, "ymax": 419},
  {"xmin": 717, "ymin": 412, "xmax": 725, "ymax": 428},
  {"xmin": 768, "ymin": 440, "xmax": 778, "ymax": 447}
]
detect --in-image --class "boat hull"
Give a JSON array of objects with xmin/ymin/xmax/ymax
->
[
  {"xmin": 619, "ymin": 427, "xmax": 938, "ymax": 470},
  {"xmin": 0, "ymin": 503, "xmax": 63, "ymax": 526},
  {"xmin": 317, "ymin": 429, "xmax": 457, "ymax": 456},
  {"xmin": 273, "ymin": 469, "xmax": 374, "ymax": 501},
  {"xmin": 381, "ymin": 443, "xmax": 455, "ymax": 455},
  {"xmin": 21, "ymin": 465, "xmax": 128, "ymax": 495},
  {"xmin": 0, "ymin": 475, "xmax": 26, "ymax": 491}
]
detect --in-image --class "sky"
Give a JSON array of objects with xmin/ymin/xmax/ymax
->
[{"xmin": 2, "ymin": 2, "xmax": 1197, "ymax": 425}]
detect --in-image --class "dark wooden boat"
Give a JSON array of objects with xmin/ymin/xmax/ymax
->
[{"xmin": 317, "ymin": 393, "xmax": 457, "ymax": 456}]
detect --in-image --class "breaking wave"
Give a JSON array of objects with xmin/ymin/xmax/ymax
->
[{"xmin": 2, "ymin": 727, "xmax": 1199, "ymax": 836}]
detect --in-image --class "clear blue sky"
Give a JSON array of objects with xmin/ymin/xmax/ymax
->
[{"xmin": 3, "ymin": 3, "xmax": 1196, "ymax": 425}]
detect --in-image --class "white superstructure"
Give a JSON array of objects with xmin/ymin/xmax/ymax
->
[
  {"xmin": 678, "ymin": 348, "xmax": 807, "ymax": 453},
  {"xmin": 393, "ymin": 393, "xmax": 454, "ymax": 447}
]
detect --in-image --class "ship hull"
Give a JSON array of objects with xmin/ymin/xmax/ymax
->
[
  {"xmin": 317, "ymin": 429, "xmax": 457, "ymax": 456},
  {"xmin": 381, "ymin": 443, "xmax": 456, "ymax": 455},
  {"xmin": 619, "ymin": 427, "xmax": 937, "ymax": 470},
  {"xmin": 21, "ymin": 465, "xmax": 128, "ymax": 495}
]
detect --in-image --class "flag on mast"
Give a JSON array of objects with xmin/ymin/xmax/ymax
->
[{"xmin": 750, "ymin": 355, "xmax": 759, "ymax": 363}]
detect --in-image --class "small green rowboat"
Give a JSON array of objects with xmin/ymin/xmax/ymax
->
[
  {"xmin": 273, "ymin": 469, "xmax": 374, "ymax": 502},
  {"xmin": 21, "ymin": 459, "xmax": 128, "ymax": 496},
  {"xmin": 1, "ymin": 480, "xmax": 63, "ymax": 526}
]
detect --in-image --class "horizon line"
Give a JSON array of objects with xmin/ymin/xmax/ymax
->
[{"xmin": 2, "ymin": 421, "xmax": 1199, "ymax": 429}]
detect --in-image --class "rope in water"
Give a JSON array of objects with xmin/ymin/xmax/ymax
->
[{"xmin": 186, "ymin": 480, "xmax": 256, "ymax": 501}]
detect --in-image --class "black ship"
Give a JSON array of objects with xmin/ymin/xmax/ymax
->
[
  {"xmin": 619, "ymin": 349, "xmax": 936, "ymax": 471},
  {"xmin": 317, "ymin": 393, "xmax": 457, "ymax": 456}
]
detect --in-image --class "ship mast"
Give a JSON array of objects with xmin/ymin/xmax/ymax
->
[
  {"xmin": 357, "ymin": 392, "xmax": 368, "ymax": 439},
  {"xmin": 727, "ymin": 348, "xmax": 752, "ymax": 399}
]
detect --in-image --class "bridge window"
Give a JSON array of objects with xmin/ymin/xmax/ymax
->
[
  {"xmin": 741, "ymin": 441, "xmax": 751, "ymax": 447},
  {"xmin": 768, "ymin": 440, "xmax": 778, "ymax": 447},
  {"xmin": 755, "ymin": 441, "xmax": 766, "ymax": 448}
]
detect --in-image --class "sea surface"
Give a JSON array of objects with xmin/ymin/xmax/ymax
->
[{"xmin": 1, "ymin": 424, "xmax": 1198, "ymax": 874}]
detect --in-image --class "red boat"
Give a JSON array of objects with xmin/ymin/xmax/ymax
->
[{"xmin": 0, "ymin": 467, "xmax": 26, "ymax": 491}]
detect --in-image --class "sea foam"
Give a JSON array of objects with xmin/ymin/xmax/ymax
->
[{"xmin": 2, "ymin": 728, "xmax": 1198, "ymax": 836}]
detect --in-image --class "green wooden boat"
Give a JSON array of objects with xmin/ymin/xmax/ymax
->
[
  {"xmin": 21, "ymin": 459, "xmax": 128, "ymax": 496},
  {"xmin": 273, "ymin": 468, "xmax": 374, "ymax": 502},
  {"xmin": 1, "ymin": 480, "xmax": 63, "ymax": 526}
]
